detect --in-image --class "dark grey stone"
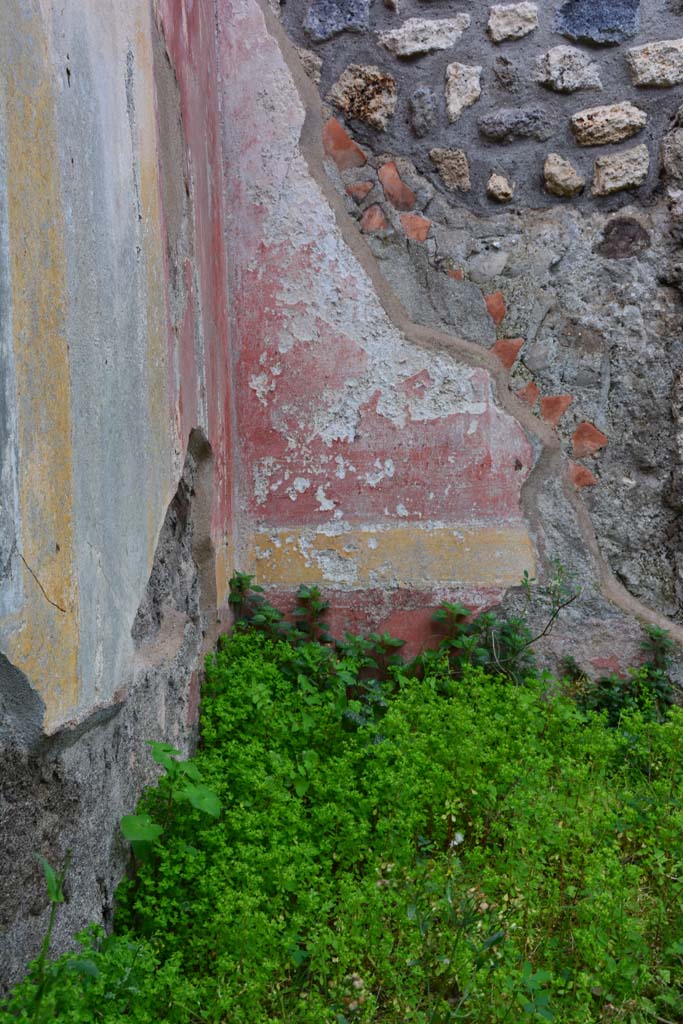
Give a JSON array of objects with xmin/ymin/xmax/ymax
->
[
  {"xmin": 304, "ymin": 0, "xmax": 369, "ymax": 41},
  {"xmin": 555, "ymin": 0, "xmax": 640, "ymax": 46},
  {"xmin": 478, "ymin": 107, "xmax": 553, "ymax": 143},
  {"xmin": 595, "ymin": 217, "xmax": 651, "ymax": 259},
  {"xmin": 493, "ymin": 56, "xmax": 520, "ymax": 92},
  {"xmin": 408, "ymin": 87, "xmax": 437, "ymax": 139}
]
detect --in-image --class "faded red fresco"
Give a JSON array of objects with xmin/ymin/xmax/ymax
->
[{"xmin": 155, "ymin": 0, "xmax": 234, "ymax": 549}]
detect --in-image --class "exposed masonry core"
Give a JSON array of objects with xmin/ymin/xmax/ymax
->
[
  {"xmin": 132, "ymin": 450, "xmax": 200, "ymax": 646},
  {"xmin": 286, "ymin": 0, "xmax": 682, "ymax": 211},
  {"xmin": 277, "ymin": 0, "xmax": 683, "ymax": 631}
]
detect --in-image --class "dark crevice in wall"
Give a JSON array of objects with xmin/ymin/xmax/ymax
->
[
  {"xmin": 0, "ymin": 652, "xmax": 45, "ymax": 751},
  {"xmin": 132, "ymin": 428, "xmax": 215, "ymax": 649}
]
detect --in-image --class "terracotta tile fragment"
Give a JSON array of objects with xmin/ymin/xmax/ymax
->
[
  {"xmin": 400, "ymin": 212, "xmax": 431, "ymax": 241},
  {"xmin": 569, "ymin": 461, "xmax": 598, "ymax": 488},
  {"xmin": 540, "ymin": 394, "xmax": 573, "ymax": 427},
  {"xmin": 572, "ymin": 421, "xmax": 608, "ymax": 458},
  {"xmin": 346, "ymin": 181, "xmax": 374, "ymax": 202},
  {"xmin": 322, "ymin": 118, "xmax": 367, "ymax": 170},
  {"xmin": 378, "ymin": 161, "xmax": 416, "ymax": 211},
  {"xmin": 591, "ymin": 655, "xmax": 623, "ymax": 676},
  {"xmin": 516, "ymin": 381, "xmax": 540, "ymax": 407},
  {"xmin": 491, "ymin": 337, "xmax": 524, "ymax": 370},
  {"xmin": 360, "ymin": 204, "xmax": 389, "ymax": 233},
  {"xmin": 447, "ymin": 267, "xmax": 464, "ymax": 281},
  {"xmin": 485, "ymin": 290, "xmax": 506, "ymax": 325}
]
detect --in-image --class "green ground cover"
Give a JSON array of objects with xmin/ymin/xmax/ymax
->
[{"xmin": 3, "ymin": 590, "xmax": 683, "ymax": 1023}]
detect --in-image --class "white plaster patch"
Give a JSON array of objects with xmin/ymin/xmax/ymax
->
[
  {"xmin": 249, "ymin": 371, "xmax": 275, "ymax": 404},
  {"xmin": 334, "ymin": 454, "xmax": 356, "ymax": 478},
  {"xmin": 286, "ymin": 476, "xmax": 311, "ymax": 500},
  {"xmin": 313, "ymin": 384, "xmax": 366, "ymax": 445},
  {"xmin": 365, "ymin": 458, "xmax": 396, "ymax": 487},
  {"xmin": 253, "ymin": 456, "xmax": 280, "ymax": 505},
  {"xmin": 315, "ymin": 485, "xmax": 336, "ymax": 511},
  {"xmin": 462, "ymin": 402, "xmax": 488, "ymax": 416},
  {"xmin": 313, "ymin": 548, "xmax": 359, "ymax": 584}
]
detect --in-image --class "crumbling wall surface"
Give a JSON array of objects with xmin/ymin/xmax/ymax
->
[
  {"xmin": 0, "ymin": 0, "xmax": 233, "ymax": 984},
  {"xmin": 217, "ymin": 0, "xmax": 683, "ymax": 670},
  {"xmin": 218, "ymin": 0, "xmax": 537, "ymax": 648}
]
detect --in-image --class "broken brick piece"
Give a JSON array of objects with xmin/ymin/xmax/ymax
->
[
  {"xmin": 516, "ymin": 381, "xmax": 540, "ymax": 407},
  {"xmin": 591, "ymin": 655, "xmax": 624, "ymax": 676},
  {"xmin": 346, "ymin": 181, "xmax": 374, "ymax": 202},
  {"xmin": 378, "ymin": 161, "xmax": 417, "ymax": 211},
  {"xmin": 400, "ymin": 212, "xmax": 431, "ymax": 241},
  {"xmin": 572, "ymin": 421, "xmax": 608, "ymax": 458},
  {"xmin": 322, "ymin": 118, "xmax": 367, "ymax": 170},
  {"xmin": 491, "ymin": 337, "xmax": 524, "ymax": 370},
  {"xmin": 540, "ymin": 394, "xmax": 573, "ymax": 427},
  {"xmin": 361, "ymin": 204, "xmax": 389, "ymax": 233},
  {"xmin": 485, "ymin": 290, "xmax": 506, "ymax": 326},
  {"xmin": 569, "ymin": 461, "xmax": 598, "ymax": 488}
]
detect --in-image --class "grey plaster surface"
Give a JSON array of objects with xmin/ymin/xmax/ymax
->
[
  {"xmin": 0, "ymin": 114, "xmax": 21, "ymax": 621},
  {"xmin": 45, "ymin": 7, "xmax": 195, "ymax": 720}
]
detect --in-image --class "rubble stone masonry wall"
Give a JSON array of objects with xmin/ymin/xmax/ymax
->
[{"xmin": 274, "ymin": 0, "xmax": 683, "ymax": 643}]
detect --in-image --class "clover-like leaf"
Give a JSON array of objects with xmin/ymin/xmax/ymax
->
[
  {"xmin": 147, "ymin": 741, "xmax": 182, "ymax": 773},
  {"xmin": 120, "ymin": 814, "xmax": 163, "ymax": 844},
  {"xmin": 184, "ymin": 784, "xmax": 222, "ymax": 818}
]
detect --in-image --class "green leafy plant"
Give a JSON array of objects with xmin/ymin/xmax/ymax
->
[
  {"xmin": 29, "ymin": 852, "xmax": 71, "ymax": 1024},
  {"xmin": 120, "ymin": 741, "xmax": 221, "ymax": 863},
  {"xmin": 578, "ymin": 623, "xmax": 676, "ymax": 726},
  {"xmin": 4, "ymin": 581, "xmax": 683, "ymax": 1024},
  {"xmin": 227, "ymin": 571, "xmax": 263, "ymax": 619},
  {"xmin": 412, "ymin": 562, "xmax": 581, "ymax": 686},
  {"xmin": 293, "ymin": 584, "xmax": 332, "ymax": 644}
]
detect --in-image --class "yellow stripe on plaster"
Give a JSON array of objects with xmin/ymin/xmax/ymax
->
[
  {"xmin": 1, "ymin": 0, "xmax": 79, "ymax": 729},
  {"xmin": 214, "ymin": 537, "xmax": 234, "ymax": 610},
  {"xmin": 134, "ymin": 12, "xmax": 174, "ymax": 564},
  {"xmin": 249, "ymin": 525, "xmax": 536, "ymax": 589}
]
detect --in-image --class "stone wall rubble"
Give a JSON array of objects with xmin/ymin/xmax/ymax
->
[{"xmin": 278, "ymin": 0, "xmax": 683, "ymax": 639}]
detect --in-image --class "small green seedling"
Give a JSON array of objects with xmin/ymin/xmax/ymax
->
[{"xmin": 120, "ymin": 742, "xmax": 221, "ymax": 861}]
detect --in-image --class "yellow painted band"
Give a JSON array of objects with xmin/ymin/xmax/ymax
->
[{"xmin": 248, "ymin": 525, "xmax": 535, "ymax": 589}]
